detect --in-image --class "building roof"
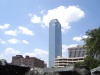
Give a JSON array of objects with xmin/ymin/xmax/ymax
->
[{"xmin": 68, "ymin": 45, "xmax": 84, "ymax": 50}]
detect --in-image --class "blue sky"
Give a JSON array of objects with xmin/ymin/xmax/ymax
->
[{"xmin": 0, "ymin": 0, "xmax": 100, "ymax": 65}]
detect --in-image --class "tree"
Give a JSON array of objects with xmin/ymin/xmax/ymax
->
[
  {"xmin": 84, "ymin": 56, "xmax": 100, "ymax": 69},
  {"xmin": 83, "ymin": 27, "xmax": 100, "ymax": 58},
  {"xmin": 75, "ymin": 61, "xmax": 85, "ymax": 65},
  {"xmin": 75, "ymin": 56, "xmax": 100, "ymax": 69},
  {"xmin": 82, "ymin": 27, "xmax": 100, "ymax": 69}
]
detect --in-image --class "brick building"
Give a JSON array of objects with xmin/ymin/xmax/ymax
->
[{"xmin": 12, "ymin": 55, "xmax": 46, "ymax": 68}]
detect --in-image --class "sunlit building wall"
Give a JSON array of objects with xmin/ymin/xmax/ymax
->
[{"xmin": 68, "ymin": 45, "xmax": 86, "ymax": 58}]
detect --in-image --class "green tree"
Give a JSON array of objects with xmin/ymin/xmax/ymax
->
[
  {"xmin": 75, "ymin": 56, "xmax": 100, "ymax": 69},
  {"xmin": 75, "ymin": 61, "xmax": 85, "ymax": 65},
  {"xmin": 83, "ymin": 27, "xmax": 100, "ymax": 58},
  {"xmin": 82, "ymin": 27, "xmax": 100, "ymax": 69},
  {"xmin": 84, "ymin": 56, "xmax": 100, "ymax": 69}
]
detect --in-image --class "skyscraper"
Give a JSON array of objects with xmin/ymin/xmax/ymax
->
[{"xmin": 49, "ymin": 19, "xmax": 62, "ymax": 67}]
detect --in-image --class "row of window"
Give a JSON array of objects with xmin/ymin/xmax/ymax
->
[
  {"xmin": 69, "ymin": 51, "xmax": 85, "ymax": 57},
  {"xmin": 55, "ymin": 58, "xmax": 84, "ymax": 61}
]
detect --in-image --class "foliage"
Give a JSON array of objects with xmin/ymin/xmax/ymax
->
[
  {"xmin": 75, "ymin": 56, "xmax": 100, "ymax": 69},
  {"xmin": 75, "ymin": 61, "xmax": 85, "ymax": 65},
  {"xmin": 78, "ymin": 27, "xmax": 100, "ymax": 69},
  {"xmin": 83, "ymin": 27, "xmax": 100, "ymax": 57},
  {"xmin": 84, "ymin": 56, "xmax": 100, "ymax": 69}
]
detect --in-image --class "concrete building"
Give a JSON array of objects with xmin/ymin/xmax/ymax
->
[
  {"xmin": 68, "ymin": 45, "xmax": 86, "ymax": 58},
  {"xmin": 49, "ymin": 19, "xmax": 62, "ymax": 67},
  {"xmin": 55, "ymin": 45, "xmax": 87, "ymax": 67},
  {"xmin": 12, "ymin": 55, "xmax": 46, "ymax": 68},
  {"xmin": 55, "ymin": 56, "xmax": 84, "ymax": 67}
]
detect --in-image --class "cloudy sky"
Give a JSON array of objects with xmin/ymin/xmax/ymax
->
[{"xmin": 0, "ymin": 0, "xmax": 100, "ymax": 65}]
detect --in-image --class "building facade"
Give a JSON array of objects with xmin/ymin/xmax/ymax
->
[
  {"xmin": 54, "ymin": 45, "xmax": 87, "ymax": 67},
  {"xmin": 12, "ymin": 55, "xmax": 46, "ymax": 68},
  {"xmin": 55, "ymin": 56, "xmax": 84, "ymax": 67},
  {"xmin": 68, "ymin": 45, "xmax": 86, "ymax": 58},
  {"xmin": 49, "ymin": 19, "xmax": 62, "ymax": 67}
]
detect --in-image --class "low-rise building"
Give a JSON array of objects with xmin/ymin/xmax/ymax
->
[
  {"xmin": 12, "ymin": 55, "xmax": 46, "ymax": 68},
  {"xmin": 55, "ymin": 56, "xmax": 84, "ymax": 67},
  {"xmin": 55, "ymin": 45, "xmax": 86, "ymax": 67}
]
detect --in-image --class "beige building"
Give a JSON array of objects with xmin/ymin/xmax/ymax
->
[
  {"xmin": 55, "ymin": 56, "xmax": 84, "ymax": 67},
  {"xmin": 12, "ymin": 55, "xmax": 46, "ymax": 68},
  {"xmin": 55, "ymin": 45, "xmax": 86, "ymax": 67}
]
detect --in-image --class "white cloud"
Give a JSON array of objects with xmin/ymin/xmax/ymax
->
[
  {"xmin": 67, "ymin": 44, "xmax": 78, "ymax": 48},
  {"xmin": 62, "ymin": 44, "xmax": 78, "ymax": 52},
  {"xmin": 0, "ymin": 54, "xmax": 5, "ymax": 58},
  {"xmin": 62, "ymin": 44, "xmax": 78, "ymax": 57},
  {"xmin": 0, "ymin": 39, "xmax": 6, "ymax": 44},
  {"xmin": 42, "ymin": 6, "xmax": 85, "ymax": 32},
  {"xmin": 0, "ymin": 48, "xmax": 49, "ymax": 63},
  {"xmin": 40, "ymin": 10, "xmax": 46, "ymax": 14},
  {"xmin": 24, "ymin": 48, "xmax": 48, "ymax": 64},
  {"xmin": 33, "ymin": 48, "xmax": 48, "ymax": 55},
  {"xmin": 83, "ymin": 35, "xmax": 88, "ymax": 38},
  {"xmin": 4, "ymin": 48, "xmax": 20, "ymax": 55},
  {"xmin": 73, "ymin": 36, "xmax": 82, "ymax": 41},
  {"xmin": 1, "ymin": 41, "xmax": 6, "ymax": 44},
  {"xmin": 24, "ymin": 48, "xmax": 48, "ymax": 56},
  {"xmin": 0, "ymin": 24, "xmax": 10, "ymax": 29},
  {"xmin": 62, "ymin": 45, "xmax": 68, "ymax": 57},
  {"xmin": 41, "ymin": 10, "xmax": 44, "ymax": 14},
  {"xmin": 0, "ymin": 47, "xmax": 48, "ymax": 65},
  {"xmin": 4, "ymin": 30, "xmax": 17, "ymax": 36},
  {"xmin": 8, "ymin": 38, "xmax": 19, "ymax": 44},
  {"xmin": 29, "ymin": 6, "xmax": 85, "ymax": 32},
  {"xmin": 22, "ymin": 40, "xmax": 29, "ymax": 44},
  {"xmin": 0, "ymin": 48, "xmax": 20, "ymax": 62},
  {"xmin": 73, "ymin": 35, "xmax": 88, "ymax": 42},
  {"xmin": 18, "ymin": 26, "xmax": 34, "ymax": 36},
  {"xmin": 31, "ymin": 15, "xmax": 41, "ymax": 23},
  {"xmin": 28, "ymin": 13, "xmax": 33, "ymax": 17}
]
